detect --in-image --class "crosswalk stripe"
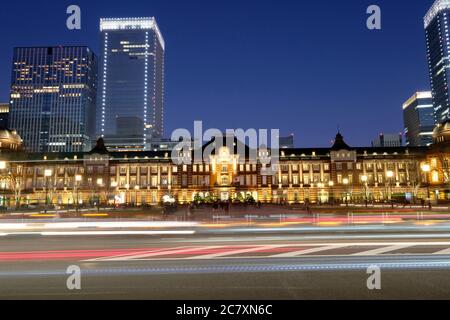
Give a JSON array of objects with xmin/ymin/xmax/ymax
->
[
  {"xmin": 352, "ymin": 245, "xmax": 412, "ymax": 256},
  {"xmin": 432, "ymin": 248, "xmax": 450, "ymax": 255},
  {"xmin": 86, "ymin": 247, "xmax": 216, "ymax": 262},
  {"xmin": 83, "ymin": 247, "xmax": 176, "ymax": 262},
  {"xmin": 113, "ymin": 246, "xmax": 227, "ymax": 261},
  {"xmin": 269, "ymin": 245, "xmax": 348, "ymax": 258},
  {"xmin": 185, "ymin": 245, "xmax": 287, "ymax": 260}
]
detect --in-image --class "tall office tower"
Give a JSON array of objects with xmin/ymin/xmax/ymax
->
[
  {"xmin": 9, "ymin": 46, "xmax": 97, "ymax": 153},
  {"xmin": 98, "ymin": 17, "xmax": 165, "ymax": 151},
  {"xmin": 371, "ymin": 133, "xmax": 403, "ymax": 148},
  {"xmin": 425, "ymin": 0, "xmax": 450, "ymax": 123},
  {"xmin": 0, "ymin": 103, "xmax": 9, "ymax": 129},
  {"xmin": 279, "ymin": 135, "xmax": 295, "ymax": 149},
  {"xmin": 403, "ymin": 91, "xmax": 436, "ymax": 147}
]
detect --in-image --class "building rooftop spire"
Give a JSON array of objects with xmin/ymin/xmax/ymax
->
[
  {"xmin": 425, "ymin": 0, "xmax": 450, "ymax": 28},
  {"xmin": 331, "ymin": 132, "xmax": 351, "ymax": 151}
]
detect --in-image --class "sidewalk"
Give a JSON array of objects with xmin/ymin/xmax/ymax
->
[{"xmin": 0, "ymin": 203, "xmax": 449, "ymax": 221}]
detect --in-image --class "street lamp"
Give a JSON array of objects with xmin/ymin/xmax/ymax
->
[
  {"xmin": 125, "ymin": 183, "xmax": 130, "ymax": 205},
  {"xmin": 0, "ymin": 161, "xmax": 7, "ymax": 208},
  {"xmin": 317, "ymin": 183, "xmax": 324, "ymax": 205},
  {"xmin": 328, "ymin": 181, "xmax": 334, "ymax": 205},
  {"xmin": 343, "ymin": 178, "xmax": 349, "ymax": 207},
  {"xmin": 134, "ymin": 185, "xmax": 140, "ymax": 206},
  {"xmin": 44, "ymin": 169, "xmax": 53, "ymax": 211},
  {"xmin": 96, "ymin": 178, "xmax": 103, "ymax": 206},
  {"xmin": 421, "ymin": 164, "xmax": 431, "ymax": 208},
  {"xmin": 75, "ymin": 174, "xmax": 82, "ymax": 212},
  {"xmin": 386, "ymin": 170, "xmax": 394, "ymax": 205},
  {"xmin": 111, "ymin": 181, "xmax": 118, "ymax": 208},
  {"xmin": 361, "ymin": 175, "xmax": 368, "ymax": 207}
]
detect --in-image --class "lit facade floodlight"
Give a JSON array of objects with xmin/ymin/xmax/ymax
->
[
  {"xmin": 361, "ymin": 175, "xmax": 368, "ymax": 182},
  {"xmin": 97, "ymin": 178, "xmax": 103, "ymax": 186},
  {"xmin": 163, "ymin": 194, "xmax": 175, "ymax": 204},
  {"xmin": 343, "ymin": 178, "xmax": 349, "ymax": 185},
  {"xmin": 422, "ymin": 164, "xmax": 431, "ymax": 173},
  {"xmin": 328, "ymin": 181, "xmax": 334, "ymax": 187},
  {"xmin": 44, "ymin": 169, "xmax": 53, "ymax": 177},
  {"xmin": 0, "ymin": 161, "xmax": 7, "ymax": 170},
  {"xmin": 75, "ymin": 175, "xmax": 82, "ymax": 182},
  {"xmin": 386, "ymin": 171, "xmax": 394, "ymax": 178}
]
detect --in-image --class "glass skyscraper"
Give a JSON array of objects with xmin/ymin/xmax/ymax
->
[
  {"xmin": 403, "ymin": 91, "xmax": 436, "ymax": 146},
  {"xmin": 425, "ymin": 0, "xmax": 450, "ymax": 123},
  {"xmin": 9, "ymin": 46, "xmax": 97, "ymax": 153},
  {"xmin": 98, "ymin": 17, "xmax": 165, "ymax": 151}
]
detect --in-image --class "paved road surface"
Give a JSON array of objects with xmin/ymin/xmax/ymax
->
[{"xmin": 1, "ymin": 230, "xmax": 450, "ymax": 299}]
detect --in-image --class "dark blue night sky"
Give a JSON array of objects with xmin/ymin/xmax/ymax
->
[{"xmin": 0, "ymin": 0, "xmax": 434, "ymax": 147}]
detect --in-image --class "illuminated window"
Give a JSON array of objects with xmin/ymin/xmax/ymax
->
[
  {"xmin": 262, "ymin": 175, "xmax": 267, "ymax": 185},
  {"xmin": 432, "ymin": 171, "xmax": 439, "ymax": 183},
  {"xmin": 221, "ymin": 176, "xmax": 229, "ymax": 185},
  {"xmin": 431, "ymin": 158, "xmax": 438, "ymax": 168}
]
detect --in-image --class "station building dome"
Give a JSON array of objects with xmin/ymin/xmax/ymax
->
[
  {"xmin": 0, "ymin": 128, "xmax": 22, "ymax": 151},
  {"xmin": 433, "ymin": 120, "xmax": 450, "ymax": 145}
]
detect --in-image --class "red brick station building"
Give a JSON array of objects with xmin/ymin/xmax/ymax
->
[{"xmin": 0, "ymin": 122, "xmax": 449, "ymax": 208}]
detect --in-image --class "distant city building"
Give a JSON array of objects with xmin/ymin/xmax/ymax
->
[
  {"xmin": 103, "ymin": 137, "xmax": 185, "ymax": 153},
  {"xmin": 0, "ymin": 103, "xmax": 9, "ymax": 129},
  {"xmin": 148, "ymin": 138, "xmax": 181, "ymax": 151},
  {"xmin": 403, "ymin": 91, "xmax": 436, "ymax": 146},
  {"xmin": 371, "ymin": 133, "xmax": 403, "ymax": 148},
  {"xmin": 279, "ymin": 135, "xmax": 295, "ymax": 149},
  {"xmin": 9, "ymin": 46, "xmax": 97, "ymax": 153},
  {"xmin": 425, "ymin": 0, "xmax": 450, "ymax": 123},
  {"xmin": 98, "ymin": 17, "xmax": 165, "ymax": 151}
]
